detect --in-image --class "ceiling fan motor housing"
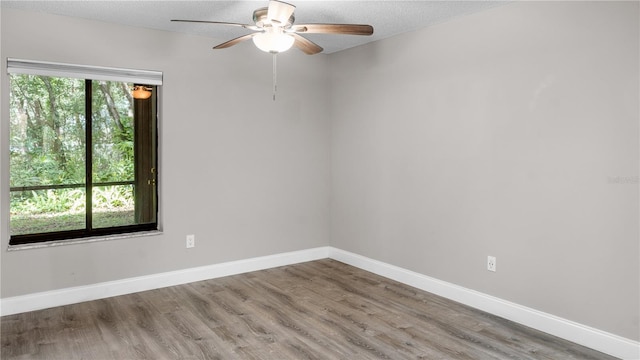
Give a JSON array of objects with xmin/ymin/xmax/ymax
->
[{"xmin": 253, "ymin": 7, "xmax": 295, "ymax": 28}]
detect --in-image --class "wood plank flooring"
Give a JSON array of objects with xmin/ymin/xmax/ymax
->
[{"xmin": 1, "ymin": 259, "xmax": 618, "ymax": 359}]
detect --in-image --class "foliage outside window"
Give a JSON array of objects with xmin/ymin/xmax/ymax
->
[{"xmin": 9, "ymin": 72, "xmax": 158, "ymax": 245}]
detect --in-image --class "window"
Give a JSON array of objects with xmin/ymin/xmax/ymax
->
[{"xmin": 7, "ymin": 59, "xmax": 161, "ymax": 245}]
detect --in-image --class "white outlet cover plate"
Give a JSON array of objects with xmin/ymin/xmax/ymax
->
[{"xmin": 487, "ymin": 256, "xmax": 496, "ymax": 272}]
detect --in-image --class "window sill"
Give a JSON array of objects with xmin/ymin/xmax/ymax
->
[{"xmin": 7, "ymin": 230, "xmax": 163, "ymax": 252}]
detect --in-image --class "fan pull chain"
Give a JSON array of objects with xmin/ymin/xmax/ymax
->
[{"xmin": 272, "ymin": 53, "xmax": 277, "ymax": 101}]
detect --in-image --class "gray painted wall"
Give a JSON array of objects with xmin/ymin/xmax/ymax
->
[
  {"xmin": 1, "ymin": 9, "xmax": 330, "ymax": 296},
  {"xmin": 329, "ymin": 1, "xmax": 639, "ymax": 341},
  {"xmin": 1, "ymin": 1, "xmax": 638, "ymax": 343}
]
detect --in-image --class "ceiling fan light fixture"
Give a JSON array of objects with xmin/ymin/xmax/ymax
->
[{"xmin": 252, "ymin": 29, "xmax": 295, "ymax": 53}]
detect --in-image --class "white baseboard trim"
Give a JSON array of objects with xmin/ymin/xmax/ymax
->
[
  {"xmin": 327, "ymin": 247, "xmax": 640, "ymax": 360},
  {"xmin": 0, "ymin": 246, "xmax": 331, "ymax": 317},
  {"xmin": 1, "ymin": 246, "xmax": 637, "ymax": 359}
]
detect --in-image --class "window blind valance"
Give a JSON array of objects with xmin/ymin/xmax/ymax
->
[{"xmin": 7, "ymin": 58, "xmax": 163, "ymax": 85}]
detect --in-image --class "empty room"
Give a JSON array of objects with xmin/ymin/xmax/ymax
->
[{"xmin": 0, "ymin": 1, "xmax": 638, "ymax": 359}]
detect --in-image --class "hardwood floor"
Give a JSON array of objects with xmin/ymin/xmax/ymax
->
[{"xmin": 1, "ymin": 259, "xmax": 617, "ymax": 359}]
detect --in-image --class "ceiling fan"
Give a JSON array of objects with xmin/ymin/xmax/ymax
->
[{"xmin": 171, "ymin": 0, "xmax": 374, "ymax": 55}]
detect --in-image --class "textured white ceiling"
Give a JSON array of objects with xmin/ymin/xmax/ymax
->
[{"xmin": 1, "ymin": 1, "xmax": 505, "ymax": 54}]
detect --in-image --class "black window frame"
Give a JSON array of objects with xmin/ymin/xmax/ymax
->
[{"xmin": 8, "ymin": 75, "xmax": 159, "ymax": 246}]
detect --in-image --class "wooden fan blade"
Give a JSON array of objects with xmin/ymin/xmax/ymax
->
[
  {"xmin": 292, "ymin": 24, "xmax": 374, "ymax": 36},
  {"xmin": 291, "ymin": 34, "xmax": 323, "ymax": 55},
  {"xmin": 267, "ymin": 0, "xmax": 295, "ymax": 25},
  {"xmin": 213, "ymin": 33, "xmax": 256, "ymax": 49},
  {"xmin": 171, "ymin": 19, "xmax": 259, "ymax": 31}
]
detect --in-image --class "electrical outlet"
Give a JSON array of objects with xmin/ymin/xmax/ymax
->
[
  {"xmin": 186, "ymin": 234, "xmax": 195, "ymax": 248},
  {"xmin": 487, "ymin": 256, "xmax": 496, "ymax": 272}
]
